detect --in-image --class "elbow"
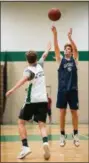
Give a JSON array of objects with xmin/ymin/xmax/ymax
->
[{"xmin": 43, "ymin": 55, "xmax": 46, "ymax": 60}]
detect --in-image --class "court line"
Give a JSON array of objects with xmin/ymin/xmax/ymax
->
[{"xmin": 80, "ymin": 134, "xmax": 88, "ymax": 139}]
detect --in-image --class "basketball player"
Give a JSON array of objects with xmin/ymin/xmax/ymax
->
[
  {"xmin": 51, "ymin": 26, "xmax": 79, "ymax": 147},
  {"xmin": 6, "ymin": 42, "xmax": 51, "ymax": 160}
]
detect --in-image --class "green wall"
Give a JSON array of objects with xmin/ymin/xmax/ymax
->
[{"xmin": 0, "ymin": 51, "xmax": 89, "ymax": 61}]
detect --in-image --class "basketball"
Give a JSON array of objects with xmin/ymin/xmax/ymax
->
[{"xmin": 48, "ymin": 8, "xmax": 61, "ymax": 21}]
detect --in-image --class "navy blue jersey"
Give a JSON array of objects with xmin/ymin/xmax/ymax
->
[{"xmin": 58, "ymin": 56, "xmax": 78, "ymax": 92}]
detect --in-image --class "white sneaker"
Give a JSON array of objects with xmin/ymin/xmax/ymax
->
[
  {"xmin": 73, "ymin": 134, "xmax": 80, "ymax": 147},
  {"xmin": 17, "ymin": 146, "xmax": 31, "ymax": 159},
  {"xmin": 43, "ymin": 142, "xmax": 50, "ymax": 160},
  {"xmin": 60, "ymin": 134, "xmax": 66, "ymax": 147}
]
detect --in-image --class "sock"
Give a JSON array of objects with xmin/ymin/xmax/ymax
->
[
  {"xmin": 61, "ymin": 130, "xmax": 65, "ymax": 135},
  {"xmin": 42, "ymin": 137, "xmax": 48, "ymax": 143},
  {"xmin": 22, "ymin": 138, "xmax": 28, "ymax": 147},
  {"xmin": 74, "ymin": 130, "xmax": 78, "ymax": 135}
]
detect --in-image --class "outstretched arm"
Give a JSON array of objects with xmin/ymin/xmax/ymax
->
[
  {"xmin": 68, "ymin": 28, "xmax": 78, "ymax": 60},
  {"xmin": 51, "ymin": 26, "xmax": 62, "ymax": 62},
  {"xmin": 6, "ymin": 76, "xmax": 29, "ymax": 97},
  {"xmin": 38, "ymin": 42, "xmax": 51, "ymax": 67},
  {"xmin": 41, "ymin": 41, "xmax": 51, "ymax": 60}
]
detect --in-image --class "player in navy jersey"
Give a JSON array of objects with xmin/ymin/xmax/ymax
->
[{"xmin": 52, "ymin": 26, "xmax": 79, "ymax": 147}]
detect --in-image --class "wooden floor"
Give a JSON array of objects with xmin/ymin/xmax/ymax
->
[{"xmin": 1, "ymin": 124, "xmax": 89, "ymax": 162}]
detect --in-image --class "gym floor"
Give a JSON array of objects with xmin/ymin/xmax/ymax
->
[{"xmin": 1, "ymin": 124, "xmax": 88, "ymax": 162}]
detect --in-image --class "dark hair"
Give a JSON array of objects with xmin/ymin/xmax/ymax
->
[
  {"xmin": 64, "ymin": 43, "xmax": 73, "ymax": 52},
  {"xmin": 26, "ymin": 50, "xmax": 37, "ymax": 64}
]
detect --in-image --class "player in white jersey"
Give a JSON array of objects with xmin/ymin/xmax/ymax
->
[{"xmin": 6, "ymin": 42, "xmax": 51, "ymax": 160}]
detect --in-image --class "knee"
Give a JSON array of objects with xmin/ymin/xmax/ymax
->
[
  {"xmin": 60, "ymin": 109, "xmax": 66, "ymax": 117},
  {"xmin": 38, "ymin": 121, "xmax": 45, "ymax": 128},
  {"xmin": 71, "ymin": 110, "xmax": 78, "ymax": 117},
  {"xmin": 18, "ymin": 119, "xmax": 25, "ymax": 126}
]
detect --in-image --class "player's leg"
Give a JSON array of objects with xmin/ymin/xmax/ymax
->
[
  {"xmin": 71, "ymin": 110, "xmax": 79, "ymax": 146},
  {"xmin": 35, "ymin": 102, "xmax": 50, "ymax": 160},
  {"xmin": 59, "ymin": 109, "xmax": 67, "ymax": 146},
  {"xmin": 68, "ymin": 90, "xmax": 80, "ymax": 147},
  {"xmin": 49, "ymin": 115, "xmax": 52, "ymax": 124},
  {"xmin": 48, "ymin": 109, "xmax": 52, "ymax": 124},
  {"xmin": 18, "ymin": 119, "xmax": 31, "ymax": 159},
  {"xmin": 56, "ymin": 91, "xmax": 67, "ymax": 147},
  {"xmin": 38, "ymin": 121, "xmax": 50, "ymax": 160},
  {"xmin": 17, "ymin": 104, "xmax": 33, "ymax": 159},
  {"xmin": 18, "ymin": 119, "xmax": 28, "ymax": 144}
]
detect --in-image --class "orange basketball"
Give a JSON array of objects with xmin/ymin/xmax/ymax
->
[{"xmin": 48, "ymin": 8, "xmax": 61, "ymax": 21}]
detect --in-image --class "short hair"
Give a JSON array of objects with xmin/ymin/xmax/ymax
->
[
  {"xmin": 64, "ymin": 43, "xmax": 73, "ymax": 52},
  {"xmin": 26, "ymin": 50, "xmax": 37, "ymax": 64}
]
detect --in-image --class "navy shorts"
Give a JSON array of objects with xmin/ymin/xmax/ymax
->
[{"xmin": 56, "ymin": 90, "xmax": 79, "ymax": 110}]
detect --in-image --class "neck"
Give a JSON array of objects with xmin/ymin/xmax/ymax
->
[
  {"xmin": 65, "ymin": 55, "xmax": 71, "ymax": 59},
  {"xmin": 29, "ymin": 62, "xmax": 37, "ymax": 66}
]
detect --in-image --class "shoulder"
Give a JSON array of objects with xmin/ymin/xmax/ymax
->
[
  {"xmin": 70, "ymin": 57, "xmax": 78, "ymax": 69},
  {"xmin": 72, "ymin": 56, "xmax": 78, "ymax": 64},
  {"xmin": 24, "ymin": 66, "xmax": 34, "ymax": 74},
  {"xmin": 38, "ymin": 57, "xmax": 44, "ymax": 67},
  {"xmin": 56, "ymin": 54, "xmax": 63, "ymax": 62},
  {"xmin": 24, "ymin": 66, "xmax": 30, "ymax": 72},
  {"xmin": 23, "ymin": 67, "xmax": 30, "ymax": 74},
  {"xmin": 23, "ymin": 66, "xmax": 35, "ymax": 80},
  {"xmin": 37, "ymin": 63, "xmax": 43, "ymax": 70}
]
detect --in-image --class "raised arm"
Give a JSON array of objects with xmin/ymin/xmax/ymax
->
[
  {"xmin": 38, "ymin": 42, "xmax": 51, "ymax": 67},
  {"xmin": 41, "ymin": 41, "xmax": 51, "ymax": 60},
  {"xmin": 68, "ymin": 28, "xmax": 78, "ymax": 60},
  {"xmin": 51, "ymin": 26, "xmax": 61, "ymax": 62},
  {"xmin": 6, "ymin": 76, "xmax": 28, "ymax": 97}
]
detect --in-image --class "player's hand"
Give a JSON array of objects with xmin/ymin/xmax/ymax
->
[
  {"xmin": 6, "ymin": 90, "xmax": 13, "ymax": 97},
  {"xmin": 47, "ymin": 41, "xmax": 51, "ymax": 51},
  {"xmin": 51, "ymin": 26, "xmax": 57, "ymax": 35},
  {"xmin": 68, "ymin": 28, "xmax": 72, "ymax": 39}
]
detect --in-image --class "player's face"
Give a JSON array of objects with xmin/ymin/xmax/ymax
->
[{"xmin": 64, "ymin": 46, "xmax": 72, "ymax": 58}]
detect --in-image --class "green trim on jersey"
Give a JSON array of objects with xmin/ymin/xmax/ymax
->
[{"xmin": 26, "ymin": 84, "xmax": 32, "ymax": 103}]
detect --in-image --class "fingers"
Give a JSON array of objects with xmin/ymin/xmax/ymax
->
[
  {"xmin": 70, "ymin": 28, "xmax": 72, "ymax": 34},
  {"xmin": 68, "ymin": 28, "xmax": 72, "ymax": 35},
  {"xmin": 51, "ymin": 26, "xmax": 57, "ymax": 35},
  {"xmin": 6, "ymin": 91, "xmax": 12, "ymax": 97},
  {"xmin": 6, "ymin": 92, "xmax": 10, "ymax": 97},
  {"xmin": 6, "ymin": 92, "xmax": 9, "ymax": 97},
  {"xmin": 51, "ymin": 25, "xmax": 56, "ymax": 30}
]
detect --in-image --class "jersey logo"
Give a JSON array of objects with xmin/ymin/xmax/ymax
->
[
  {"xmin": 67, "ymin": 67, "xmax": 72, "ymax": 72},
  {"xmin": 64, "ymin": 62, "xmax": 73, "ymax": 68},
  {"xmin": 35, "ymin": 71, "xmax": 44, "ymax": 78},
  {"xmin": 63, "ymin": 62, "xmax": 73, "ymax": 72}
]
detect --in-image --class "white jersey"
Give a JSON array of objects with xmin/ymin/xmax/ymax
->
[{"xmin": 23, "ymin": 58, "xmax": 48, "ymax": 103}]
